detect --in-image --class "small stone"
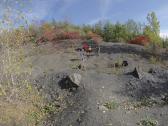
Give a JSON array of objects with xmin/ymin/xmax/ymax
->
[
  {"xmin": 122, "ymin": 60, "xmax": 128, "ymax": 67},
  {"xmin": 81, "ymin": 110, "xmax": 85, "ymax": 114},
  {"xmin": 98, "ymin": 105, "xmax": 108, "ymax": 111},
  {"xmin": 148, "ymin": 68, "xmax": 156, "ymax": 74}
]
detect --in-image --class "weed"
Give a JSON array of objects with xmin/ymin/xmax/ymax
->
[
  {"xmin": 112, "ymin": 67, "xmax": 123, "ymax": 75},
  {"xmin": 111, "ymin": 57, "xmax": 125, "ymax": 75},
  {"xmin": 122, "ymin": 98, "xmax": 158, "ymax": 111},
  {"xmin": 137, "ymin": 118, "xmax": 158, "ymax": 126},
  {"xmin": 149, "ymin": 56, "xmax": 164, "ymax": 65},
  {"xmin": 129, "ymin": 35, "xmax": 150, "ymax": 46},
  {"xmin": 104, "ymin": 101, "xmax": 119, "ymax": 110},
  {"xmin": 41, "ymin": 102, "xmax": 60, "ymax": 114},
  {"xmin": 149, "ymin": 56, "xmax": 158, "ymax": 64},
  {"xmin": 134, "ymin": 98, "xmax": 158, "ymax": 108}
]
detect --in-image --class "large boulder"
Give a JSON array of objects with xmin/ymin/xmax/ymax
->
[
  {"xmin": 127, "ymin": 67, "xmax": 143, "ymax": 79},
  {"xmin": 58, "ymin": 73, "xmax": 82, "ymax": 91}
]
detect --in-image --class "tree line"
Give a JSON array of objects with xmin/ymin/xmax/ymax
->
[
  {"xmin": 82, "ymin": 12, "xmax": 162, "ymax": 44},
  {"xmin": 28, "ymin": 11, "xmax": 167, "ymax": 48}
]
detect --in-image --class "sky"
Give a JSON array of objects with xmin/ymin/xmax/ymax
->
[{"xmin": 1, "ymin": 0, "xmax": 168, "ymax": 37}]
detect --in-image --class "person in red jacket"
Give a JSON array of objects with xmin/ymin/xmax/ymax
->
[
  {"xmin": 82, "ymin": 42, "xmax": 92, "ymax": 57},
  {"xmin": 82, "ymin": 42, "xmax": 89, "ymax": 51}
]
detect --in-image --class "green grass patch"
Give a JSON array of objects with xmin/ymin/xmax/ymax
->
[{"xmin": 104, "ymin": 101, "xmax": 119, "ymax": 110}]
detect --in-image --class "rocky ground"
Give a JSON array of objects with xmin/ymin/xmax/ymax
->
[{"xmin": 23, "ymin": 42, "xmax": 168, "ymax": 126}]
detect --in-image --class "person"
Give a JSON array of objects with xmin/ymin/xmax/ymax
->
[
  {"xmin": 82, "ymin": 41, "xmax": 93, "ymax": 57},
  {"xmin": 82, "ymin": 42, "xmax": 89, "ymax": 52},
  {"xmin": 78, "ymin": 48, "xmax": 87, "ymax": 70}
]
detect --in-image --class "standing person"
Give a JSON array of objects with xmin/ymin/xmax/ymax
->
[
  {"xmin": 78, "ymin": 48, "xmax": 87, "ymax": 70},
  {"xmin": 82, "ymin": 41, "xmax": 94, "ymax": 56}
]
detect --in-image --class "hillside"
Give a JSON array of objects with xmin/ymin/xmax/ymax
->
[{"xmin": 5, "ymin": 42, "xmax": 168, "ymax": 126}]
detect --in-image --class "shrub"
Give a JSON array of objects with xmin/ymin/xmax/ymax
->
[
  {"xmin": 37, "ymin": 27, "xmax": 82, "ymax": 43},
  {"xmin": 129, "ymin": 35, "xmax": 150, "ymax": 46},
  {"xmin": 137, "ymin": 118, "xmax": 158, "ymax": 126},
  {"xmin": 86, "ymin": 32, "xmax": 102, "ymax": 43},
  {"xmin": 43, "ymin": 28, "xmax": 57, "ymax": 41},
  {"xmin": 60, "ymin": 31, "xmax": 81, "ymax": 40},
  {"xmin": 37, "ymin": 28, "xmax": 60, "ymax": 43},
  {"xmin": 104, "ymin": 101, "xmax": 119, "ymax": 110}
]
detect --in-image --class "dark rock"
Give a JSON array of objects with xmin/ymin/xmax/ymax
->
[
  {"xmin": 122, "ymin": 60, "xmax": 128, "ymax": 67},
  {"xmin": 78, "ymin": 64, "xmax": 82, "ymax": 69},
  {"xmin": 113, "ymin": 60, "xmax": 128, "ymax": 68},
  {"xmin": 148, "ymin": 68, "xmax": 156, "ymax": 74},
  {"xmin": 161, "ymin": 94, "xmax": 168, "ymax": 104},
  {"xmin": 58, "ymin": 73, "xmax": 81, "ymax": 91},
  {"xmin": 114, "ymin": 63, "xmax": 120, "ymax": 68},
  {"xmin": 75, "ymin": 48, "xmax": 82, "ymax": 52},
  {"xmin": 127, "ymin": 67, "xmax": 142, "ymax": 79},
  {"xmin": 58, "ymin": 76, "xmax": 78, "ymax": 91}
]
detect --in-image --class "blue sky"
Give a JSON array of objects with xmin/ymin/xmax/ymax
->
[{"xmin": 2, "ymin": 0, "xmax": 168, "ymax": 36}]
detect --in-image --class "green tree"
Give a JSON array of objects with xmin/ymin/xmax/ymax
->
[
  {"xmin": 113, "ymin": 22, "xmax": 127, "ymax": 42},
  {"xmin": 144, "ymin": 12, "xmax": 161, "ymax": 45},
  {"xmin": 82, "ymin": 24, "xmax": 92, "ymax": 34},
  {"xmin": 103, "ymin": 22, "xmax": 114, "ymax": 42},
  {"xmin": 125, "ymin": 19, "xmax": 144, "ymax": 41},
  {"xmin": 92, "ymin": 21, "xmax": 103, "ymax": 36},
  {"xmin": 147, "ymin": 12, "xmax": 160, "ymax": 35}
]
